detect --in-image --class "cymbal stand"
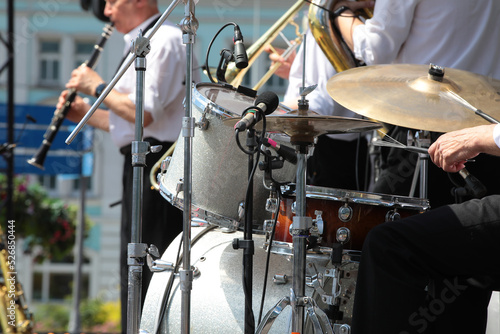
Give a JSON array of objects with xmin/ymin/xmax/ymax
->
[
  {"xmin": 408, "ymin": 130, "xmax": 430, "ymax": 199},
  {"xmin": 256, "ymin": 32, "xmax": 333, "ymax": 334},
  {"xmin": 179, "ymin": 1, "xmax": 198, "ymax": 333},
  {"xmin": 64, "ymin": 1, "xmax": 197, "ymax": 333},
  {"xmin": 255, "ymin": 139, "xmax": 333, "ymax": 334}
]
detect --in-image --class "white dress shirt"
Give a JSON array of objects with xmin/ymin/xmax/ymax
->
[
  {"xmin": 353, "ymin": 0, "xmax": 500, "ymax": 79},
  {"xmin": 110, "ymin": 15, "xmax": 199, "ymax": 148},
  {"xmin": 285, "ymin": 29, "xmax": 361, "ymax": 141}
]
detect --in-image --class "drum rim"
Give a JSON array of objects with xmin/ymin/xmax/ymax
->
[
  {"xmin": 193, "ymin": 82, "xmax": 255, "ymax": 120},
  {"xmin": 282, "ymin": 184, "xmax": 430, "ymax": 211},
  {"xmin": 158, "ymin": 173, "xmax": 249, "ymax": 231}
]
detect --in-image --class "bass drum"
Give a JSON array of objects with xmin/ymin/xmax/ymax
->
[{"xmin": 141, "ymin": 226, "xmax": 314, "ymax": 333}]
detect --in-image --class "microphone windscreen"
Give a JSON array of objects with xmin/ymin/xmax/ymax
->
[{"xmin": 256, "ymin": 91, "xmax": 279, "ymax": 115}]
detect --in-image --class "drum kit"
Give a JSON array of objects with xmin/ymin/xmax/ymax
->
[{"xmin": 142, "ymin": 63, "xmax": 500, "ymax": 333}]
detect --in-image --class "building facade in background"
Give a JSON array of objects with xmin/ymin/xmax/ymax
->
[{"xmin": 0, "ymin": 0, "xmax": 302, "ymax": 308}]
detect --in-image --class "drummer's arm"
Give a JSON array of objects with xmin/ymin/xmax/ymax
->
[
  {"xmin": 332, "ymin": 1, "xmax": 373, "ymax": 52},
  {"xmin": 429, "ymin": 124, "xmax": 500, "ymax": 173},
  {"xmin": 282, "ymin": 99, "xmax": 298, "ymax": 110}
]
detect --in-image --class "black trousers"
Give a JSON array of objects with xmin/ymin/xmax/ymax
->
[
  {"xmin": 120, "ymin": 139, "xmax": 183, "ymax": 333},
  {"xmin": 308, "ymin": 135, "xmax": 369, "ymax": 191},
  {"xmin": 352, "ymin": 195, "xmax": 500, "ymax": 334}
]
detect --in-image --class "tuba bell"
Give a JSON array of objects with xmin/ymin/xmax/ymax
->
[{"xmin": 308, "ymin": 0, "xmax": 373, "ymax": 73}]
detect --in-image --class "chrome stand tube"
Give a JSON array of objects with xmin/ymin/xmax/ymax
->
[{"xmin": 179, "ymin": 2, "xmax": 198, "ymax": 333}]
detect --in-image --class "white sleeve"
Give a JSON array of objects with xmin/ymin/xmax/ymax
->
[
  {"xmin": 352, "ymin": 0, "xmax": 420, "ymax": 65},
  {"xmin": 127, "ymin": 25, "xmax": 186, "ymax": 121},
  {"xmin": 493, "ymin": 124, "xmax": 500, "ymax": 149}
]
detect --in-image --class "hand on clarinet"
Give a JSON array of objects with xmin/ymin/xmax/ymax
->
[
  {"xmin": 66, "ymin": 64, "xmax": 105, "ymax": 97},
  {"xmin": 56, "ymin": 90, "xmax": 91, "ymax": 124}
]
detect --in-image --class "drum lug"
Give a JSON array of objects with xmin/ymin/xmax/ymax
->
[
  {"xmin": 336, "ymin": 227, "xmax": 351, "ymax": 244},
  {"xmin": 338, "ymin": 203, "xmax": 353, "ymax": 222},
  {"xmin": 265, "ymin": 196, "xmax": 279, "ymax": 213},
  {"xmin": 385, "ymin": 209, "xmax": 401, "ymax": 221},
  {"xmin": 174, "ymin": 178, "xmax": 184, "ymax": 202},
  {"xmin": 197, "ymin": 107, "xmax": 210, "ymax": 130},
  {"xmin": 264, "ymin": 219, "xmax": 274, "ymax": 233},
  {"xmin": 273, "ymin": 274, "xmax": 288, "ymax": 284},
  {"xmin": 312, "ymin": 210, "xmax": 324, "ymax": 237},
  {"xmin": 160, "ymin": 156, "xmax": 172, "ymax": 173}
]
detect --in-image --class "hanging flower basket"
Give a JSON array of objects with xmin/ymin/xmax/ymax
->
[{"xmin": 0, "ymin": 175, "xmax": 91, "ymax": 263}]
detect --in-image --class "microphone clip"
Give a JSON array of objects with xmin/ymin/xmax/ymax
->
[{"xmin": 216, "ymin": 49, "xmax": 233, "ymax": 83}]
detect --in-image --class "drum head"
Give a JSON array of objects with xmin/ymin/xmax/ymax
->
[
  {"xmin": 195, "ymin": 83, "xmax": 256, "ymax": 119},
  {"xmin": 141, "ymin": 227, "xmax": 309, "ymax": 333}
]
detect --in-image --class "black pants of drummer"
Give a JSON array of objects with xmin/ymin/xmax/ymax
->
[
  {"xmin": 120, "ymin": 139, "xmax": 183, "ymax": 333},
  {"xmin": 351, "ymin": 195, "xmax": 500, "ymax": 334}
]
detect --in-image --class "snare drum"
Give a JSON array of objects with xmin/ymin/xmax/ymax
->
[
  {"xmin": 158, "ymin": 83, "xmax": 296, "ymax": 232},
  {"xmin": 271, "ymin": 185, "xmax": 429, "ymax": 255}
]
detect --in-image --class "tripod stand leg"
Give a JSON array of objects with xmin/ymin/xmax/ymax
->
[
  {"xmin": 255, "ymin": 297, "xmax": 290, "ymax": 334},
  {"xmin": 304, "ymin": 297, "xmax": 334, "ymax": 334}
]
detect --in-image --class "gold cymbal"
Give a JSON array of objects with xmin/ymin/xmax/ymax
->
[
  {"xmin": 224, "ymin": 112, "xmax": 381, "ymax": 144},
  {"xmin": 327, "ymin": 64, "xmax": 500, "ymax": 132}
]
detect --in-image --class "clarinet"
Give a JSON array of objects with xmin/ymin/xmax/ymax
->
[{"xmin": 27, "ymin": 23, "xmax": 114, "ymax": 170}]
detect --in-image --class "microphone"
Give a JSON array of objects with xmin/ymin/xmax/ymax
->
[
  {"xmin": 262, "ymin": 138, "xmax": 297, "ymax": 164},
  {"xmin": 234, "ymin": 91, "xmax": 279, "ymax": 131},
  {"xmin": 459, "ymin": 168, "xmax": 487, "ymax": 198},
  {"xmin": 233, "ymin": 25, "xmax": 248, "ymax": 69}
]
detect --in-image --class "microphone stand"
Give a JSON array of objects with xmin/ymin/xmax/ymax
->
[
  {"xmin": 233, "ymin": 127, "xmax": 257, "ymax": 334},
  {"xmin": 179, "ymin": 1, "xmax": 198, "ymax": 333},
  {"xmin": 65, "ymin": 0, "xmax": 198, "ymax": 333}
]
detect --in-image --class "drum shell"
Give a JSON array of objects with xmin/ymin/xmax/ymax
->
[
  {"xmin": 273, "ymin": 185, "xmax": 429, "ymax": 252},
  {"xmin": 159, "ymin": 83, "xmax": 296, "ymax": 232},
  {"xmin": 141, "ymin": 227, "xmax": 302, "ymax": 333}
]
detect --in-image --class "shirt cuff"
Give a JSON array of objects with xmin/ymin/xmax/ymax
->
[{"xmin": 493, "ymin": 124, "xmax": 500, "ymax": 149}]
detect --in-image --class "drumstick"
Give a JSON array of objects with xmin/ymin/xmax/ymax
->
[{"xmin": 372, "ymin": 137, "xmax": 475, "ymax": 162}]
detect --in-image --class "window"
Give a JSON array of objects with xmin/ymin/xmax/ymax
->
[
  {"xmin": 74, "ymin": 40, "xmax": 95, "ymax": 69},
  {"xmin": 39, "ymin": 40, "xmax": 61, "ymax": 86},
  {"xmin": 37, "ymin": 175, "xmax": 57, "ymax": 190}
]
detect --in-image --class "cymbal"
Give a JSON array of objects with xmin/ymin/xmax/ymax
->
[
  {"xmin": 326, "ymin": 64, "xmax": 500, "ymax": 132},
  {"xmin": 224, "ymin": 110, "xmax": 381, "ymax": 144}
]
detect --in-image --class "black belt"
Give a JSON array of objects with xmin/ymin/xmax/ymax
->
[{"xmin": 119, "ymin": 137, "xmax": 168, "ymax": 155}]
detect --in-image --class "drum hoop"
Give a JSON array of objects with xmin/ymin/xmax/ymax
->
[
  {"xmin": 158, "ymin": 174, "xmax": 242, "ymax": 230},
  {"xmin": 193, "ymin": 83, "xmax": 251, "ymax": 120},
  {"xmin": 284, "ymin": 185, "xmax": 430, "ymax": 211}
]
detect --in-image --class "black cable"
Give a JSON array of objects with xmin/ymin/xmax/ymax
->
[
  {"xmin": 204, "ymin": 22, "xmax": 238, "ymax": 84},
  {"xmin": 154, "ymin": 225, "xmax": 217, "ymax": 334},
  {"xmin": 303, "ymin": 0, "xmax": 359, "ymax": 17},
  {"xmin": 240, "ymin": 137, "xmax": 261, "ymax": 330},
  {"xmin": 258, "ymin": 188, "xmax": 281, "ymax": 324},
  {"xmin": 235, "ymin": 114, "xmax": 268, "ymax": 331}
]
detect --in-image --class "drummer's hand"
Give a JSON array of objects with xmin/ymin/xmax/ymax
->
[
  {"xmin": 66, "ymin": 64, "xmax": 104, "ymax": 97},
  {"xmin": 428, "ymin": 125, "xmax": 499, "ymax": 173},
  {"xmin": 56, "ymin": 90, "xmax": 91, "ymax": 123},
  {"xmin": 264, "ymin": 45, "xmax": 295, "ymax": 79}
]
